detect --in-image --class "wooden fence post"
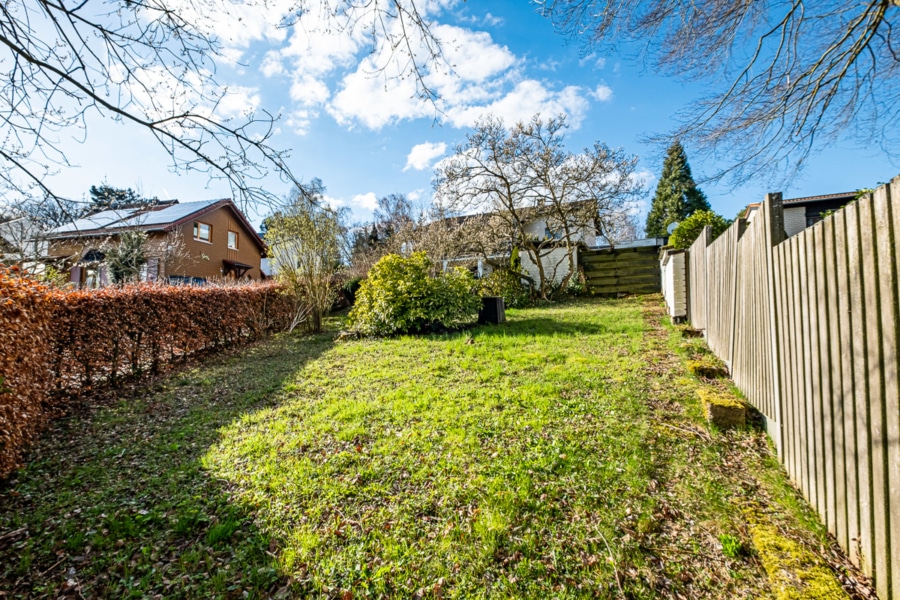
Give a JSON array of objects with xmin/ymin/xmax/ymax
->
[{"xmin": 765, "ymin": 192, "xmax": 786, "ymax": 458}]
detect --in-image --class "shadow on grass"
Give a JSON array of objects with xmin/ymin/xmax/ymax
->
[
  {"xmin": 0, "ymin": 330, "xmax": 333, "ymax": 598},
  {"xmin": 471, "ymin": 316, "xmax": 614, "ymax": 338}
]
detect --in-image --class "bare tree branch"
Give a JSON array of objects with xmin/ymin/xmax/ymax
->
[
  {"xmin": 0, "ymin": 0, "xmax": 446, "ymax": 214},
  {"xmin": 537, "ymin": 0, "xmax": 900, "ymax": 185}
]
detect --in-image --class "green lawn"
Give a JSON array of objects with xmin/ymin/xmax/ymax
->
[{"xmin": 0, "ymin": 297, "xmax": 842, "ymax": 598}]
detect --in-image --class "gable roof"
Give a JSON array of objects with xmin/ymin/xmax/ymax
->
[{"xmin": 46, "ymin": 199, "xmax": 265, "ymax": 253}]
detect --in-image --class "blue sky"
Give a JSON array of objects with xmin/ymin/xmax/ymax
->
[{"xmin": 43, "ymin": 0, "xmax": 899, "ymax": 229}]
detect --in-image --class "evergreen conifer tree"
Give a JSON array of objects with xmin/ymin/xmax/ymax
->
[{"xmin": 644, "ymin": 141, "xmax": 710, "ymax": 237}]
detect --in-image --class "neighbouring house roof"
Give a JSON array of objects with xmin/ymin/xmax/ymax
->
[
  {"xmin": 744, "ymin": 191, "xmax": 857, "ymax": 218},
  {"xmin": 783, "ymin": 192, "xmax": 856, "ymax": 207},
  {"xmin": 46, "ymin": 199, "xmax": 265, "ymax": 253}
]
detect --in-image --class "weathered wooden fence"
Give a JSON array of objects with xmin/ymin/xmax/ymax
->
[
  {"xmin": 581, "ymin": 245, "xmax": 661, "ymax": 295},
  {"xmin": 683, "ymin": 176, "xmax": 900, "ymax": 600}
]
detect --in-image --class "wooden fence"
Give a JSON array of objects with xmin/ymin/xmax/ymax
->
[
  {"xmin": 581, "ymin": 245, "xmax": 662, "ymax": 295},
  {"xmin": 684, "ymin": 176, "xmax": 900, "ymax": 600}
]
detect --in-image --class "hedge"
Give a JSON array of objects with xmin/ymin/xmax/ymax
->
[{"xmin": 0, "ymin": 267, "xmax": 294, "ymax": 478}]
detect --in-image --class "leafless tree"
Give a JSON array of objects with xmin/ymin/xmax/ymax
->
[
  {"xmin": 0, "ymin": 0, "xmax": 446, "ymax": 218},
  {"xmin": 537, "ymin": 0, "xmax": 900, "ymax": 184},
  {"xmin": 433, "ymin": 114, "xmax": 640, "ymax": 299}
]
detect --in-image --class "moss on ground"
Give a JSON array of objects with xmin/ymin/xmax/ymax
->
[
  {"xmin": 686, "ymin": 359, "xmax": 728, "ymax": 379},
  {"xmin": 697, "ymin": 387, "xmax": 746, "ymax": 429},
  {"xmin": 749, "ymin": 521, "xmax": 849, "ymax": 600}
]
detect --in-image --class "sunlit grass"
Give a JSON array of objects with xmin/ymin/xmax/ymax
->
[{"xmin": 0, "ymin": 297, "xmax": 838, "ymax": 599}]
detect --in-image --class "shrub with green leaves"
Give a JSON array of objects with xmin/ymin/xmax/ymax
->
[
  {"xmin": 479, "ymin": 268, "xmax": 531, "ymax": 308},
  {"xmin": 347, "ymin": 252, "xmax": 480, "ymax": 336},
  {"xmin": 669, "ymin": 209, "xmax": 732, "ymax": 249}
]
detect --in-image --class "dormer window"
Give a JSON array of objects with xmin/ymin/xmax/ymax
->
[{"xmin": 194, "ymin": 221, "xmax": 211, "ymax": 242}]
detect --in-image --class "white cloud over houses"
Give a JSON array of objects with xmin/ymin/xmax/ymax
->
[
  {"xmin": 321, "ymin": 191, "xmax": 379, "ymax": 213},
  {"xmin": 446, "ymin": 80, "xmax": 591, "ymax": 128},
  {"xmin": 404, "ymin": 142, "xmax": 448, "ymax": 171},
  {"xmin": 158, "ymin": 1, "xmax": 614, "ymax": 135},
  {"xmin": 327, "ymin": 23, "xmax": 604, "ymax": 130},
  {"xmin": 234, "ymin": 5, "xmax": 613, "ymax": 134}
]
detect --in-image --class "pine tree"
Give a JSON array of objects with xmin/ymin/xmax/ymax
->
[{"xmin": 644, "ymin": 141, "xmax": 710, "ymax": 237}]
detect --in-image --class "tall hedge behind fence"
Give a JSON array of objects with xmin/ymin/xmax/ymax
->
[
  {"xmin": 0, "ymin": 270, "xmax": 294, "ymax": 478},
  {"xmin": 677, "ymin": 176, "xmax": 900, "ymax": 600}
]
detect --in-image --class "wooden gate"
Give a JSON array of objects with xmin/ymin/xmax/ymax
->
[{"xmin": 580, "ymin": 245, "xmax": 662, "ymax": 295}]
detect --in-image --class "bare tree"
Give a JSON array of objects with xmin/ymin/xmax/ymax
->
[
  {"xmin": 434, "ymin": 114, "xmax": 640, "ymax": 299},
  {"xmin": 537, "ymin": 0, "xmax": 900, "ymax": 184},
  {"xmin": 347, "ymin": 193, "xmax": 422, "ymax": 277},
  {"xmin": 0, "ymin": 0, "xmax": 446, "ymax": 214}
]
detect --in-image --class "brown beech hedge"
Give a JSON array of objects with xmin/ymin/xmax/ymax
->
[{"xmin": 0, "ymin": 267, "xmax": 294, "ymax": 478}]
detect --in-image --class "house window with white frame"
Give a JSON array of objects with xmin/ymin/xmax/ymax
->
[
  {"xmin": 193, "ymin": 221, "xmax": 211, "ymax": 242},
  {"xmin": 227, "ymin": 230, "xmax": 239, "ymax": 250}
]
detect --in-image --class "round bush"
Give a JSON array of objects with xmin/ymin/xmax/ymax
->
[
  {"xmin": 347, "ymin": 252, "xmax": 480, "ymax": 336},
  {"xmin": 669, "ymin": 210, "xmax": 732, "ymax": 249}
]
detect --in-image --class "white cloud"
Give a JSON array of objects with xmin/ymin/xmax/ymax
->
[
  {"xmin": 184, "ymin": 2, "xmax": 601, "ymax": 135},
  {"xmin": 404, "ymin": 142, "xmax": 447, "ymax": 171},
  {"xmin": 319, "ymin": 191, "xmax": 379, "ymax": 215},
  {"xmin": 351, "ymin": 192, "xmax": 379, "ymax": 211},
  {"xmin": 447, "ymin": 80, "xmax": 591, "ymax": 128},
  {"xmin": 579, "ymin": 53, "xmax": 607, "ymax": 70},
  {"xmin": 321, "ymin": 194, "xmax": 345, "ymax": 210},
  {"xmin": 289, "ymin": 74, "xmax": 331, "ymax": 106},
  {"xmin": 260, "ymin": 51, "xmax": 285, "ymax": 77},
  {"xmin": 285, "ymin": 109, "xmax": 316, "ymax": 135},
  {"xmin": 592, "ymin": 85, "xmax": 613, "ymax": 102},
  {"xmin": 407, "ymin": 189, "xmax": 423, "ymax": 201},
  {"xmin": 327, "ymin": 23, "xmax": 598, "ymax": 131},
  {"xmin": 217, "ymin": 85, "xmax": 262, "ymax": 118}
]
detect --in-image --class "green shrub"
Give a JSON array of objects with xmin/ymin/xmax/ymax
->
[
  {"xmin": 669, "ymin": 210, "xmax": 732, "ymax": 249},
  {"xmin": 479, "ymin": 269, "xmax": 531, "ymax": 308},
  {"xmin": 347, "ymin": 252, "xmax": 481, "ymax": 336},
  {"xmin": 342, "ymin": 276, "xmax": 364, "ymax": 304}
]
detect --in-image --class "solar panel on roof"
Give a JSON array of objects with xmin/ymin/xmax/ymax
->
[
  {"xmin": 49, "ymin": 209, "xmax": 135, "ymax": 234},
  {"xmin": 112, "ymin": 199, "xmax": 223, "ymax": 228}
]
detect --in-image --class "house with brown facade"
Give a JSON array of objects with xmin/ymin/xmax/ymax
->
[{"xmin": 46, "ymin": 199, "xmax": 265, "ymax": 286}]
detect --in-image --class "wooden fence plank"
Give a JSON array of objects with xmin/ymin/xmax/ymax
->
[
  {"xmin": 831, "ymin": 210, "xmax": 852, "ymax": 554},
  {"xmin": 807, "ymin": 227, "xmax": 827, "ymax": 517},
  {"xmin": 834, "ymin": 210, "xmax": 859, "ymax": 564},
  {"xmin": 849, "ymin": 198, "xmax": 875, "ymax": 577},
  {"xmin": 813, "ymin": 219, "xmax": 837, "ymax": 535},
  {"xmin": 797, "ymin": 230, "xmax": 817, "ymax": 507},
  {"xmin": 888, "ymin": 176, "xmax": 900, "ymax": 599},
  {"xmin": 860, "ymin": 193, "xmax": 890, "ymax": 600},
  {"xmin": 789, "ymin": 237, "xmax": 809, "ymax": 489},
  {"xmin": 773, "ymin": 243, "xmax": 790, "ymax": 474},
  {"xmin": 822, "ymin": 218, "xmax": 847, "ymax": 548}
]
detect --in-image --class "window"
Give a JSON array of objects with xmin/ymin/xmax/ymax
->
[
  {"xmin": 227, "ymin": 230, "xmax": 239, "ymax": 250},
  {"xmin": 193, "ymin": 221, "xmax": 211, "ymax": 242}
]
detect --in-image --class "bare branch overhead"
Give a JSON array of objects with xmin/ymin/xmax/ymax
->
[{"xmin": 537, "ymin": 0, "xmax": 900, "ymax": 185}]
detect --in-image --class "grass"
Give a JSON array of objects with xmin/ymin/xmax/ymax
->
[{"xmin": 0, "ymin": 296, "xmax": 854, "ymax": 598}]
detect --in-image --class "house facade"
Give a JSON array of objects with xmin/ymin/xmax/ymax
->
[
  {"xmin": 437, "ymin": 209, "xmax": 601, "ymax": 285},
  {"xmin": 0, "ymin": 217, "xmax": 49, "ymax": 272},
  {"xmin": 46, "ymin": 199, "xmax": 265, "ymax": 286}
]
